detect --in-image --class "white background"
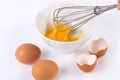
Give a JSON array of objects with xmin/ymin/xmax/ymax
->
[{"xmin": 0, "ymin": 0, "xmax": 120, "ymax": 80}]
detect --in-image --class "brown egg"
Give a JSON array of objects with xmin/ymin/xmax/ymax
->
[
  {"xmin": 88, "ymin": 38, "xmax": 108, "ymax": 58},
  {"xmin": 32, "ymin": 60, "xmax": 58, "ymax": 80},
  {"xmin": 15, "ymin": 43, "xmax": 41, "ymax": 64},
  {"xmin": 77, "ymin": 54, "xmax": 97, "ymax": 72}
]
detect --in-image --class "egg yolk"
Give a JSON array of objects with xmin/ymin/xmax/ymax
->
[{"xmin": 45, "ymin": 22, "xmax": 84, "ymax": 42}]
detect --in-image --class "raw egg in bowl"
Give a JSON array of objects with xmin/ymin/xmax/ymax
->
[{"xmin": 36, "ymin": 1, "xmax": 96, "ymax": 53}]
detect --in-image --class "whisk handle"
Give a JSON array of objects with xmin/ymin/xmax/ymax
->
[{"xmin": 94, "ymin": 4, "xmax": 117, "ymax": 15}]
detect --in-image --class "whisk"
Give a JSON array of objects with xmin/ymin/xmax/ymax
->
[{"xmin": 53, "ymin": 4, "xmax": 117, "ymax": 32}]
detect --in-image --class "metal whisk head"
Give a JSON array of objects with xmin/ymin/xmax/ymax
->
[{"xmin": 53, "ymin": 4, "xmax": 117, "ymax": 32}]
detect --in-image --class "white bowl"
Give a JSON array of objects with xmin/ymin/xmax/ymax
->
[{"xmin": 36, "ymin": 1, "xmax": 96, "ymax": 53}]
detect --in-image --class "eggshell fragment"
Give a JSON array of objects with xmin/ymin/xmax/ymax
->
[
  {"xmin": 15, "ymin": 43, "xmax": 41, "ymax": 64},
  {"xmin": 32, "ymin": 60, "xmax": 59, "ymax": 80},
  {"xmin": 77, "ymin": 54, "xmax": 97, "ymax": 72},
  {"xmin": 88, "ymin": 38, "xmax": 108, "ymax": 58}
]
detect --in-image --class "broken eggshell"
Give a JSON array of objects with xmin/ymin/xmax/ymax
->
[
  {"xmin": 88, "ymin": 38, "xmax": 108, "ymax": 58},
  {"xmin": 77, "ymin": 54, "xmax": 97, "ymax": 72}
]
